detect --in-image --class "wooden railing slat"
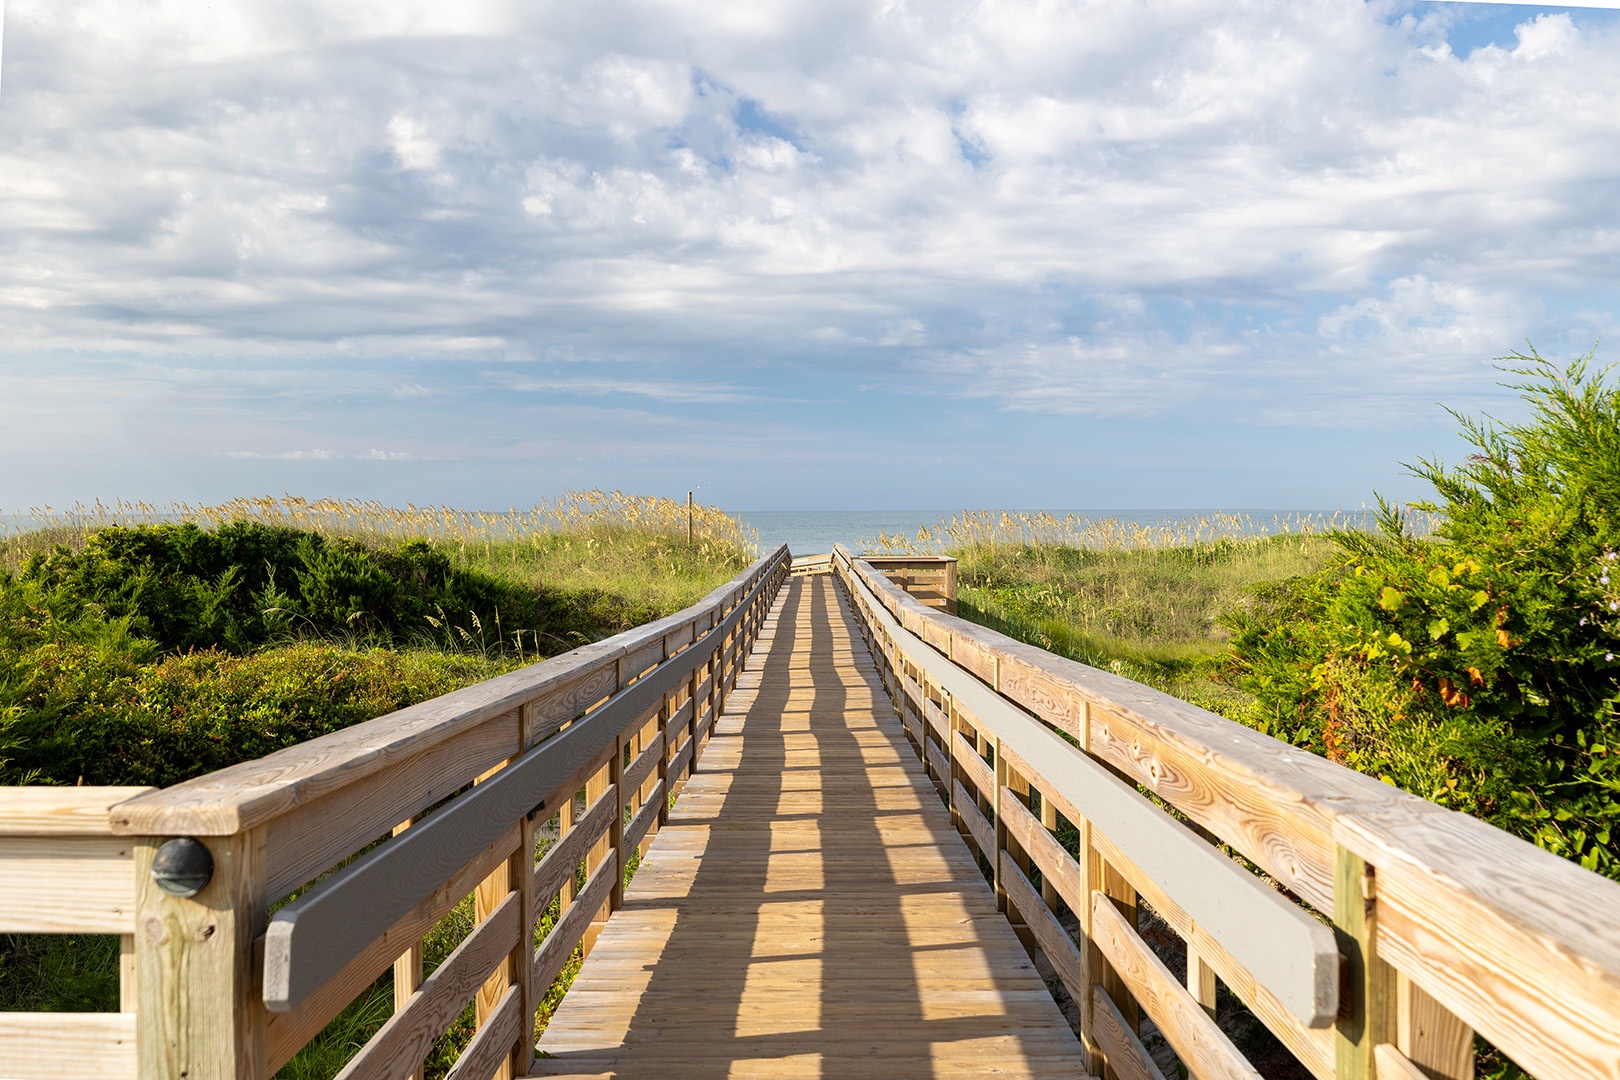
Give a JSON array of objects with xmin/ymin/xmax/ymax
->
[
  {"xmin": 532, "ymin": 784, "xmax": 616, "ymax": 907},
  {"xmin": 950, "ymin": 729, "xmax": 994, "ymax": 798},
  {"xmin": 443, "ymin": 984, "xmax": 522, "ymax": 1080},
  {"xmin": 999, "ymin": 850, "xmax": 1085, "ymax": 1002},
  {"xmin": 0, "ymin": 1013, "xmax": 137, "ymax": 1080},
  {"xmin": 1091, "ymin": 986, "xmax": 1170, "ymax": 1080},
  {"xmin": 623, "ymin": 779, "xmax": 663, "ymax": 857},
  {"xmin": 1091, "ymin": 895, "xmax": 1262, "ymax": 1080},
  {"xmin": 952, "ymin": 778, "xmax": 994, "ymax": 860},
  {"xmin": 533, "ymin": 855, "xmax": 617, "ymax": 993},
  {"xmin": 265, "ymin": 822, "xmax": 520, "ymax": 1071},
  {"xmin": 0, "ymin": 836, "xmax": 139, "ymax": 934},
  {"xmin": 336, "ymin": 892, "xmax": 520, "ymax": 1080},
  {"xmin": 840, "ymin": 550, "xmax": 1339, "ymax": 1029}
]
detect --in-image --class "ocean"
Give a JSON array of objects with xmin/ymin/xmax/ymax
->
[{"xmin": 729, "ymin": 508, "xmax": 1378, "ymax": 556}]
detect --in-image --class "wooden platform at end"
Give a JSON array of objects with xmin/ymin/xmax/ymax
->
[{"xmin": 528, "ymin": 573, "xmax": 1090, "ymax": 1079}]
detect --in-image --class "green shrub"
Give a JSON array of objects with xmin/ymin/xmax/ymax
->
[{"xmin": 1228, "ymin": 348, "xmax": 1620, "ymax": 877}]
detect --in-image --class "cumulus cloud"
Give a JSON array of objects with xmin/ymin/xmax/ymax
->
[{"xmin": 1, "ymin": 0, "xmax": 1617, "ymax": 504}]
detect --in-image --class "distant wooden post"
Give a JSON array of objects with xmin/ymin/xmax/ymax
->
[
  {"xmin": 687, "ymin": 491, "xmax": 694, "ymax": 545},
  {"xmin": 1334, "ymin": 845, "xmax": 1396, "ymax": 1080}
]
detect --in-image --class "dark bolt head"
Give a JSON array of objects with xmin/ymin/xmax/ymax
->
[{"xmin": 152, "ymin": 838, "xmax": 214, "ymax": 898}]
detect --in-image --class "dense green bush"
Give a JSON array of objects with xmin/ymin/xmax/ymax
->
[
  {"xmin": 10, "ymin": 521, "xmax": 575, "ymax": 654},
  {"xmin": 1228, "ymin": 349, "xmax": 1620, "ymax": 877}
]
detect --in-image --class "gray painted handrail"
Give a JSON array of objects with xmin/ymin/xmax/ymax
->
[
  {"xmin": 837, "ymin": 547, "xmax": 1339, "ymax": 1028},
  {"xmin": 263, "ymin": 548, "xmax": 786, "ymax": 1012}
]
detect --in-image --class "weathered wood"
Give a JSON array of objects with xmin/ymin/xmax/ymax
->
[
  {"xmin": 1092, "ymin": 987, "xmax": 1171, "ymax": 1080},
  {"xmin": 952, "ymin": 728, "xmax": 995, "ymax": 799},
  {"xmin": 135, "ymin": 829, "xmax": 268, "ymax": 1080},
  {"xmin": 1001, "ymin": 790, "xmax": 1085, "ymax": 918},
  {"xmin": 264, "ymin": 712, "xmax": 519, "ymax": 901},
  {"xmin": 1091, "ymin": 895, "xmax": 1261, "ymax": 1080},
  {"xmin": 1396, "ymin": 973, "xmax": 1474, "ymax": 1080},
  {"xmin": 841, "ymin": 554, "xmax": 1339, "ymax": 1029},
  {"xmin": 0, "ymin": 1013, "xmax": 137, "ymax": 1080},
  {"xmin": 623, "ymin": 779, "xmax": 663, "ymax": 857},
  {"xmin": 261, "ymin": 569, "xmax": 779, "ymax": 1014},
  {"xmin": 953, "ymin": 778, "xmax": 995, "ymax": 859},
  {"xmin": 0, "ymin": 787, "xmax": 152, "ymax": 835},
  {"xmin": 1336, "ymin": 806, "xmax": 1620, "ymax": 1080},
  {"xmin": 622, "ymin": 729, "xmax": 664, "ymax": 799},
  {"xmin": 1088, "ymin": 822, "xmax": 1334, "ymax": 1080},
  {"xmin": 265, "ymin": 823, "xmax": 520, "ymax": 1071},
  {"xmin": 1001, "ymin": 850, "xmax": 1086, "ymax": 1002},
  {"xmin": 0, "ymin": 835, "xmax": 139, "ymax": 933},
  {"xmin": 532, "ymin": 785, "xmax": 616, "ymax": 906},
  {"xmin": 445, "ymin": 984, "xmax": 522, "ymax": 1080},
  {"xmin": 336, "ymin": 894, "xmax": 520, "ymax": 1080},
  {"xmin": 534, "ymin": 857, "xmax": 617, "ymax": 993},
  {"xmin": 391, "ymin": 818, "xmax": 426, "ymax": 1080}
]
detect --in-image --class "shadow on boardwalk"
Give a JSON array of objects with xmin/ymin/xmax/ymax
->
[{"xmin": 530, "ymin": 574, "xmax": 1087, "ymax": 1079}]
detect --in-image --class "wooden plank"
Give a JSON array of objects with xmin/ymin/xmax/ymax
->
[
  {"xmin": 844, "ymin": 559, "xmax": 1340, "ymax": 1029},
  {"xmin": 1375, "ymin": 1045, "xmax": 1432, "ymax": 1080},
  {"xmin": 1091, "ymin": 895, "xmax": 1262, "ymax": 1080},
  {"xmin": 1000, "ymin": 791, "xmax": 1085, "ymax": 918},
  {"xmin": 925, "ymin": 738, "xmax": 951, "ymax": 785},
  {"xmin": 954, "ymin": 778, "xmax": 995, "ymax": 860},
  {"xmin": 262, "ymin": 578, "xmax": 774, "ymax": 1013},
  {"xmin": 445, "ymin": 984, "xmax": 522, "ymax": 1080},
  {"xmin": 0, "ymin": 1012, "xmax": 137, "ymax": 1080},
  {"xmin": 623, "ymin": 779, "xmax": 663, "ymax": 857},
  {"xmin": 1000, "ymin": 850, "xmax": 1085, "ymax": 1001},
  {"xmin": 111, "ymin": 549, "xmax": 788, "ymax": 839},
  {"xmin": 533, "ymin": 786, "xmax": 617, "ymax": 906},
  {"xmin": 336, "ymin": 893, "xmax": 520, "ymax": 1080},
  {"xmin": 951, "ymin": 729, "xmax": 994, "ymax": 799},
  {"xmin": 622, "ymin": 731, "xmax": 664, "ymax": 798},
  {"xmin": 1337, "ymin": 805, "xmax": 1620, "ymax": 1080},
  {"xmin": 266, "ymin": 823, "xmax": 519, "ymax": 1071},
  {"xmin": 0, "ymin": 787, "xmax": 153, "ymax": 835},
  {"xmin": 1088, "ymin": 823, "xmax": 1334, "ymax": 1080},
  {"xmin": 265, "ymin": 711, "xmax": 519, "ymax": 901},
  {"xmin": 0, "ymin": 835, "xmax": 139, "ymax": 933},
  {"xmin": 1396, "ymin": 973, "xmax": 1473, "ymax": 1080},
  {"xmin": 1092, "ymin": 987, "xmax": 1171, "ymax": 1080},
  {"xmin": 534, "ymin": 856, "xmax": 617, "ymax": 993}
]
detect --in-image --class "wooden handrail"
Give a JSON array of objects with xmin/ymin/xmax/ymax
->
[{"xmin": 831, "ymin": 543, "xmax": 1620, "ymax": 1080}]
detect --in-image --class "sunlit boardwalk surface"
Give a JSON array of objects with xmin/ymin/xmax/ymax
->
[{"xmin": 530, "ymin": 574, "xmax": 1088, "ymax": 1079}]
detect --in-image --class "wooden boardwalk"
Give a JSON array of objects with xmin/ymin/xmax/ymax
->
[{"xmin": 529, "ymin": 574, "xmax": 1089, "ymax": 1079}]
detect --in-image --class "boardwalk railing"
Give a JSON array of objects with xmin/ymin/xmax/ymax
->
[
  {"xmin": 0, "ymin": 545, "xmax": 790, "ymax": 1080},
  {"xmin": 831, "ymin": 544, "xmax": 1620, "ymax": 1080}
]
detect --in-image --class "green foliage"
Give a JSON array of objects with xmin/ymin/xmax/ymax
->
[{"xmin": 1228, "ymin": 348, "xmax": 1620, "ymax": 877}]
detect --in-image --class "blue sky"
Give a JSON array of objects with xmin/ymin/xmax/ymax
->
[{"xmin": 2, "ymin": 0, "xmax": 1618, "ymax": 512}]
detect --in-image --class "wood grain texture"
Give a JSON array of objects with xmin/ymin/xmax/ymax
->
[
  {"xmin": 264, "ymin": 712, "xmax": 519, "ymax": 901},
  {"xmin": 0, "ymin": 787, "xmax": 152, "ymax": 835},
  {"xmin": 111, "ymin": 548, "xmax": 787, "ymax": 838},
  {"xmin": 1376, "ymin": 1043, "xmax": 1436, "ymax": 1080},
  {"xmin": 1086, "ymin": 826, "xmax": 1333, "ymax": 1080},
  {"xmin": 532, "ymin": 788, "xmax": 616, "ymax": 907},
  {"xmin": 623, "ymin": 779, "xmax": 663, "ymax": 857},
  {"xmin": 447, "ymin": 984, "xmax": 523, "ymax": 1080},
  {"xmin": 841, "ymin": 556, "xmax": 1338, "ymax": 1029},
  {"xmin": 534, "ymin": 857, "xmax": 617, "ymax": 994},
  {"xmin": 1396, "ymin": 973, "xmax": 1473, "ymax": 1080},
  {"xmin": 0, "ymin": 835, "xmax": 139, "ymax": 933},
  {"xmin": 266, "ymin": 823, "xmax": 519, "ymax": 1071},
  {"xmin": 1091, "ymin": 988, "xmax": 1170, "ymax": 1080},
  {"xmin": 338, "ymin": 894, "xmax": 520, "ymax": 1080},
  {"xmin": 1001, "ymin": 851, "xmax": 1086, "ymax": 1003},
  {"xmin": 952, "ymin": 729, "xmax": 995, "ymax": 799},
  {"xmin": 1336, "ymin": 804, "xmax": 1620, "ymax": 1080},
  {"xmin": 530, "ymin": 574, "xmax": 1090, "ymax": 1080},
  {"xmin": 135, "ymin": 829, "xmax": 268, "ymax": 1080},
  {"xmin": 954, "ymin": 778, "xmax": 996, "ymax": 860},
  {"xmin": 0, "ymin": 1013, "xmax": 136, "ymax": 1080},
  {"xmin": 1091, "ymin": 895, "xmax": 1261, "ymax": 1080}
]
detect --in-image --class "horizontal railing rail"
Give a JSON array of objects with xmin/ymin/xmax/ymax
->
[
  {"xmin": 831, "ymin": 543, "xmax": 1620, "ymax": 1080},
  {"xmin": 0, "ymin": 545, "xmax": 789, "ymax": 1080}
]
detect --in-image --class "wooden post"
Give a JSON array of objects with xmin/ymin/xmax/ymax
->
[
  {"xmin": 581, "ymin": 759, "xmax": 611, "ymax": 958},
  {"xmin": 993, "ymin": 740, "xmax": 1008, "ymax": 914},
  {"xmin": 1076, "ymin": 816, "xmax": 1105, "ymax": 1078},
  {"xmin": 1040, "ymin": 788, "xmax": 1059, "ymax": 913},
  {"xmin": 135, "ymin": 829, "xmax": 268, "ymax": 1080},
  {"xmin": 474, "ymin": 761, "xmax": 519, "ymax": 1080},
  {"xmin": 657, "ymin": 688, "xmax": 673, "ymax": 829},
  {"xmin": 687, "ymin": 490, "xmax": 693, "ymax": 545},
  {"xmin": 1334, "ymin": 845, "xmax": 1396, "ymax": 1080},
  {"xmin": 610, "ymin": 733, "xmax": 627, "ymax": 913}
]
